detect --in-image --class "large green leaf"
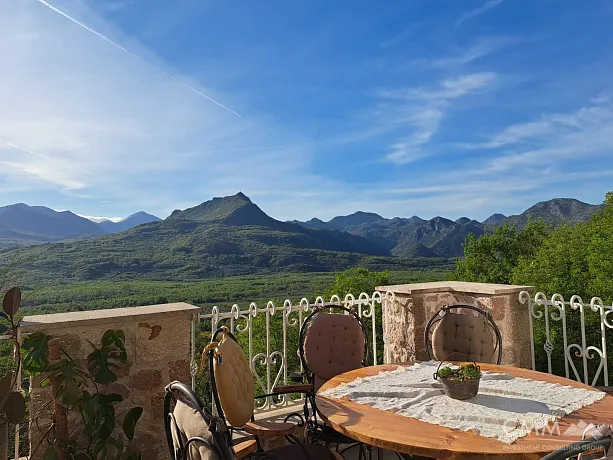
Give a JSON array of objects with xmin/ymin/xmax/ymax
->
[
  {"xmin": 87, "ymin": 330, "xmax": 128, "ymax": 384},
  {"xmin": 92, "ymin": 436, "xmax": 123, "ymax": 460},
  {"xmin": 87, "ymin": 349, "xmax": 118, "ymax": 384},
  {"xmin": 21, "ymin": 332, "xmax": 51, "ymax": 376},
  {"xmin": 2, "ymin": 287, "xmax": 20, "ymax": 317},
  {"xmin": 89, "ymin": 393, "xmax": 118, "ymax": 440},
  {"xmin": 47, "ymin": 357, "xmax": 88, "ymax": 407},
  {"xmin": 121, "ymin": 407, "xmax": 143, "ymax": 441}
]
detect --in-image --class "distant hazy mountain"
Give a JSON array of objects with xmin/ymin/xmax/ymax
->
[
  {"xmin": 97, "ymin": 212, "xmax": 161, "ymax": 233},
  {"xmin": 292, "ymin": 198, "xmax": 602, "ymax": 258},
  {"xmin": 0, "ymin": 204, "xmax": 105, "ymax": 246},
  {"xmin": 0, "ymin": 204, "xmax": 161, "ymax": 247}
]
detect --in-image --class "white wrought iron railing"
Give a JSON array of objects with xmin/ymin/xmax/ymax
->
[
  {"xmin": 191, "ymin": 292, "xmax": 393, "ymax": 411},
  {"xmin": 520, "ymin": 291, "xmax": 613, "ymax": 387}
]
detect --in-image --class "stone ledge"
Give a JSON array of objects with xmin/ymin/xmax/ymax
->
[
  {"xmin": 22, "ymin": 302, "xmax": 201, "ymax": 332},
  {"xmin": 376, "ymin": 281, "xmax": 534, "ymax": 296}
]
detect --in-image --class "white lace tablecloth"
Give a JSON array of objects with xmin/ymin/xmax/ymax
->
[{"xmin": 319, "ymin": 361, "xmax": 606, "ymax": 443}]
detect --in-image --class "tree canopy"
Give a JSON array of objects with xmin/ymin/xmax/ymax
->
[{"xmin": 453, "ymin": 192, "xmax": 613, "ymax": 301}]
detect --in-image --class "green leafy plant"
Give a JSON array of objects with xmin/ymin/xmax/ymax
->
[
  {"xmin": 437, "ymin": 363, "xmax": 482, "ymax": 381},
  {"xmin": 22, "ymin": 329, "xmax": 143, "ymax": 460},
  {"xmin": 0, "ymin": 287, "xmax": 28, "ymax": 459}
]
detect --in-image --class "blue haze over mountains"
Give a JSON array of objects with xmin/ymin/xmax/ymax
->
[{"xmin": 0, "ymin": 194, "xmax": 602, "ymax": 258}]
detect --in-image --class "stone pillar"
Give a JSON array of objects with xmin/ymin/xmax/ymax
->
[
  {"xmin": 376, "ymin": 282, "xmax": 534, "ymax": 368},
  {"xmin": 22, "ymin": 302, "xmax": 200, "ymax": 460}
]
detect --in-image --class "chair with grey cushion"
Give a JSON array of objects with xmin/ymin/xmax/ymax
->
[
  {"xmin": 425, "ymin": 304, "xmax": 502, "ymax": 364},
  {"xmin": 164, "ymin": 381, "xmax": 257, "ymax": 460}
]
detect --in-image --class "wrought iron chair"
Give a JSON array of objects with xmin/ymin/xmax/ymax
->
[
  {"xmin": 540, "ymin": 424, "xmax": 613, "ymax": 459},
  {"xmin": 164, "ymin": 381, "xmax": 343, "ymax": 459},
  {"xmin": 291, "ymin": 304, "xmax": 375, "ymax": 458},
  {"xmin": 205, "ymin": 327, "xmax": 343, "ymax": 459},
  {"xmin": 424, "ymin": 304, "xmax": 502, "ymax": 364}
]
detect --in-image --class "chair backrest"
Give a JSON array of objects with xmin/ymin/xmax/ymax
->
[
  {"xmin": 164, "ymin": 381, "xmax": 236, "ymax": 460},
  {"xmin": 299, "ymin": 305, "xmax": 369, "ymax": 392},
  {"xmin": 208, "ymin": 328, "xmax": 255, "ymax": 428},
  {"xmin": 425, "ymin": 304, "xmax": 502, "ymax": 364}
]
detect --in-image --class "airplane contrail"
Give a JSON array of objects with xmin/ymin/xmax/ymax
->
[
  {"xmin": 35, "ymin": 0, "xmax": 242, "ymax": 118},
  {"xmin": 2, "ymin": 140, "xmax": 94, "ymax": 175}
]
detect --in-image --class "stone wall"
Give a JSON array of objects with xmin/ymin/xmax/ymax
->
[
  {"xmin": 376, "ymin": 282, "xmax": 534, "ymax": 368},
  {"xmin": 22, "ymin": 303, "xmax": 200, "ymax": 460}
]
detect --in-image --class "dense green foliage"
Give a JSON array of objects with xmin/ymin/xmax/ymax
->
[
  {"xmin": 454, "ymin": 192, "xmax": 613, "ymax": 300},
  {"xmin": 18, "ymin": 268, "xmax": 450, "ymax": 315},
  {"xmin": 453, "ymin": 192, "xmax": 613, "ymax": 384},
  {"xmin": 452, "ymin": 220, "xmax": 552, "ymax": 284}
]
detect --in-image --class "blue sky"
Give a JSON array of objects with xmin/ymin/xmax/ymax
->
[{"xmin": 1, "ymin": 0, "xmax": 613, "ymax": 221}]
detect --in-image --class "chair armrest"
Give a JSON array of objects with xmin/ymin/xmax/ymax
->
[
  {"xmin": 272, "ymin": 383, "xmax": 312, "ymax": 395},
  {"xmin": 234, "ymin": 439, "xmax": 257, "ymax": 459},
  {"xmin": 244, "ymin": 420, "xmax": 295, "ymax": 437}
]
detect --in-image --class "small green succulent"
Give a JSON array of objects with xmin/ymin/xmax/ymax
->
[{"xmin": 437, "ymin": 363, "xmax": 482, "ymax": 381}]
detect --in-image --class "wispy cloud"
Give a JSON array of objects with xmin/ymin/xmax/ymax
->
[
  {"xmin": 0, "ymin": 0, "xmax": 320, "ymax": 215},
  {"xmin": 428, "ymin": 36, "xmax": 516, "ymax": 68},
  {"xmin": 475, "ymin": 97, "xmax": 613, "ymax": 172},
  {"xmin": 382, "ymin": 73, "xmax": 498, "ymax": 164},
  {"xmin": 455, "ymin": 0, "xmax": 505, "ymax": 28},
  {"xmin": 35, "ymin": 0, "xmax": 242, "ymax": 117}
]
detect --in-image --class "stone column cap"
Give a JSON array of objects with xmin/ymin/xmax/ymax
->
[
  {"xmin": 22, "ymin": 302, "xmax": 201, "ymax": 333},
  {"xmin": 376, "ymin": 281, "xmax": 535, "ymax": 296}
]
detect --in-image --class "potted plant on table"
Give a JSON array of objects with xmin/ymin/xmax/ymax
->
[{"xmin": 433, "ymin": 362, "xmax": 482, "ymax": 400}]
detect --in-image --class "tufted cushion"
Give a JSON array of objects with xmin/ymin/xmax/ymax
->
[
  {"xmin": 214, "ymin": 336, "xmax": 255, "ymax": 427},
  {"xmin": 303, "ymin": 313, "xmax": 364, "ymax": 392},
  {"xmin": 171, "ymin": 400, "xmax": 226, "ymax": 460},
  {"xmin": 432, "ymin": 312, "xmax": 495, "ymax": 363}
]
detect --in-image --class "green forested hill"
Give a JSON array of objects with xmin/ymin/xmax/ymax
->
[{"xmin": 4, "ymin": 193, "xmax": 448, "ymax": 284}]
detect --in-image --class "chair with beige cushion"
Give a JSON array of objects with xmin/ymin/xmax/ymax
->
[
  {"xmin": 205, "ymin": 327, "xmax": 343, "ymax": 459},
  {"xmin": 425, "ymin": 304, "xmax": 502, "ymax": 364}
]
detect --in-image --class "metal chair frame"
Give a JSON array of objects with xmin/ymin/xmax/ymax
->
[
  {"xmin": 295, "ymin": 304, "xmax": 380, "ymax": 459},
  {"xmin": 165, "ymin": 381, "xmax": 318, "ymax": 460},
  {"xmin": 540, "ymin": 437, "xmax": 612, "ymax": 459},
  {"xmin": 424, "ymin": 304, "xmax": 503, "ymax": 365},
  {"xmin": 164, "ymin": 381, "xmax": 235, "ymax": 460},
  {"xmin": 208, "ymin": 327, "xmax": 314, "ymax": 455}
]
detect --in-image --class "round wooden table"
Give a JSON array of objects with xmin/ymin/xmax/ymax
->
[{"xmin": 316, "ymin": 363, "xmax": 613, "ymax": 459}]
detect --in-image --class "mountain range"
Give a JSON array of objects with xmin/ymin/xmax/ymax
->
[
  {"xmin": 292, "ymin": 198, "xmax": 602, "ymax": 258},
  {"xmin": 0, "ymin": 204, "xmax": 160, "ymax": 247},
  {"xmin": 0, "ymin": 194, "xmax": 602, "ymax": 283}
]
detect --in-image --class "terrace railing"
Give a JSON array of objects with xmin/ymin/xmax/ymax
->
[
  {"xmin": 193, "ymin": 292, "xmax": 392, "ymax": 411},
  {"xmin": 520, "ymin": 291, "xmax": 613, "ymax": 387}
]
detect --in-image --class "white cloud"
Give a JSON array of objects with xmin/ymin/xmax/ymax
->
[
  {"xmin": 381, "ymin": 73, "xmax": 497, "ymax": 164},
  {"xmin": 77, "ymin": 214, "xmax": 123, "ymax": 222},
  {"xmin": 455, "ymin": 0, "xmax": 505, "ymax": 28}
]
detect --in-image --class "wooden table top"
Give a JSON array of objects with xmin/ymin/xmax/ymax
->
[{"xmin": 316, "ymin": 363, "xmax": 613, "ymax": 460}]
